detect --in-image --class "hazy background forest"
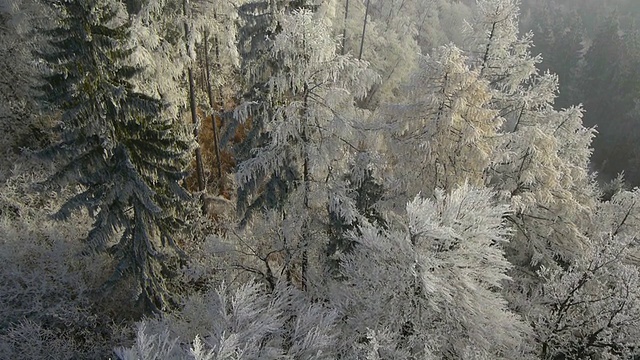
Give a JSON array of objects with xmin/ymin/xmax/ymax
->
[
  {"xmin": 519, "ymin": 0, "xmax": 640, "ymax": 184},
  {"xmin": 454, "ymin": 0, "xmax": 640, "ymax": 184},
  {"xmin": 2, "ymin": 0, "xmax": 640, "ymax": 359}
]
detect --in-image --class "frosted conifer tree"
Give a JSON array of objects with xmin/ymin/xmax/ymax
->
[
  {"xmin": 382, "ymin": 44, "xmax": 500, "ymax": 207},
  {"xmin": 462, "ymin": 2, "xmax": 640, "ymax": 358},
  {"xmin": 38, "ymin": 0, "xmax": 194, "ymax": 312},
  {"xmin": 335, "ymin": 184, "xmax": 531, "ymax": 359},
  {"xmin": 525, "ymin": 188, "xmax": 640, "ymax": 358},
  {"xmin": 328, "ymin": 0, "xmax": 423, "ymax": 107},
  {"xmin": 467, "ymin": 0, "xmax": 597, "ymax": 267},
  {"xmin": 468, "ymin": 0, "xmax": 538, "ymax": 96},
  {"xmin": 234, "ymin": 9, "xmax": 376, "ymax": 290},
  {"xmin": 233, "ymin": 0, "xmax": 319, "ymax": 219},
  {"xmin": 115, "ymin": 281, "xmax": 340, "ymax": 359},
  {"xmin": 326, "ymin": 155, "xmax": 387, "ymax": 274}
]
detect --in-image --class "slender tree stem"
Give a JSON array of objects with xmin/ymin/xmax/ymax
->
[
  {"xmin": 341, "ymin": 0, "xmax": 349, "ymax": 55},
  {"xmin": 204, "ymin": 30, "xmax": 223, "ymax": 187},
  {"xmin": 183, "ymin": 0, "xmax": 205, "ymax": 191},
  {"xmin": 358, "ymin": 0, "xmax": 370, "ymax": 60},
  {"xmin": 301, "ymin": 87, "xmax": 310, "ymax": 292}
]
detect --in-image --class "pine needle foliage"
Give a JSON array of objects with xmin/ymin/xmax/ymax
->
[{"xmin": 38, "ymin": 0, "xmax": 195, "ymax": 313}]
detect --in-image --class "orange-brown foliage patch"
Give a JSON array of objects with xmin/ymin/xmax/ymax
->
[{"xmin": 185, "ymin": 102, "xmax": 252, "ymax": 202}]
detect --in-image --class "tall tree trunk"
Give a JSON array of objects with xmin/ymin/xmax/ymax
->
[
  {"xmin": 299, "ymin": 35, "xmax": 312, "ymax": 292},
  {"xmin": 300, "ymin": 86, "xmax": 310, "ymax": 292},
  {"xmin": 358, "ymin": 0, "xmax": 370, "ymax": 60},
  {"xmin": 183, "ymin": 0, "xmax": 205, "ymax": 191},
  {"xmin": 204, "ymin": 30, "xmax": 223, "ymax": 187},
  {"xmin": 341, "ymin": 0, "xmax": 349, "ymax": 55},
  {"xmin": 199, "ymin": 46, "xmax": 208, "ymax": 94}
]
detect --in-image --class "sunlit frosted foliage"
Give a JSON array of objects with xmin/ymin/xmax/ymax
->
[
  {"xmin": 530, "ymin": 235, "xmax": 640, "ymax": 359},
  {"xmin": 234, "ymin": 9, "xmax": 377, "ymax": 290},
  {"xmin": 465, "ymin": 0, "xmax": 597, "ymax": 268},
  {"xmin": 382, "ymin": 44, "xmax": 501, "ymax": 205},
  {"xmin": 116, "ymin": 281, "xmax": 339, "ymax": 359},
  {"xmin": 336, "ymin": 184, "xmax": 531, "ymax": 359},
  {"xmin": 468, "ymin": 0, "xmax": 539, "ymax": 94},
  {"xmin": 494, "ymin": 104, "xmax": 597, "ymax": 266}
]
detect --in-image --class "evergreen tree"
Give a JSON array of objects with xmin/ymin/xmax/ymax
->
[
  {"xmin": 39, "ymin": 0, "xmax": 194, "ymax": 312},
  {"xmin": 383, "ymin": 44, "xmax": 501, "ymax": 205},
  {"xmin": 232, "ymin": 0, "xmax": 310, "ymax": 222},
  {"xmin": 336, "ymin": 184, "xmax": 531, "ymax": 358},
  {"xmin": 326, "ymin": 157, "xmax": 386, "ymax": 274},
  {"xmin": 528, "ymin": 188, "xmax": 640, "ymax": 359},
  {"xmin": 469, "ymin": 0, "xmax": 596, "ymax": 268},
  {"xmin": 234, "ymin": 9, "xmax": 376, "ymax": 290}
]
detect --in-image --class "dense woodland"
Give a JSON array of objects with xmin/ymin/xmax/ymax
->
[{"xmin": 1, "ymin": 0, "xmax": 640, "ymax": 358}]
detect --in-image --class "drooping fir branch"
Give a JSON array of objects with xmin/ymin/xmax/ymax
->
[{"xmin": 38, "ymin": 0, "xmax": 194, "ymax": 313}]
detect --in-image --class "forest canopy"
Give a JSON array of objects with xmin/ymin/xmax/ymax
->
[{"xmin": 1, "ymin": 0, "xmax": 640, "ymax": 359}]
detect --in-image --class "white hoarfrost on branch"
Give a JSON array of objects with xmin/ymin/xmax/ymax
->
[{"xmin": 336, "ymin": 184, "xmax": 531, "ymax": 359}]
